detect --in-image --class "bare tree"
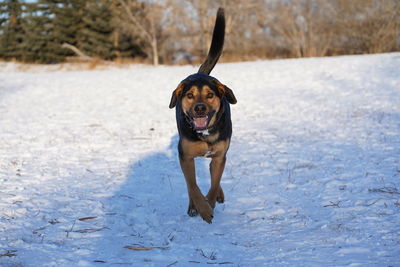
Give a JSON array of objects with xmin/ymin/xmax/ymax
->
[
  {"xmin": 222, "ymin": 0, "xmax": 267, "ymax": 60},
  {"xmin": 334, "ymin": 0, "xmax": 400, "ymax": 54},
  {"xmin": 266, "ymin": 0, "xmax": 336, "ymax": 58},
  {"xmin": 113, "ymin": 0, "xmax": 163, "ymax": 65},
  {"xmin": 112, "ymin": 0, "xmax": 399, "ymax": 64},
  {"xmin": 164, "ymin": 0, "xmax": 220, "ymax": 63}
]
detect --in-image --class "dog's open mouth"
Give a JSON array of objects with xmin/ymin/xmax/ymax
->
[
  {"xmin": 193, "ymin": 116, "xmax": 208, "ymax": 130},
  {"xmin": 188, "ymin": 110, "xmax": 215, "ymax": 132}
]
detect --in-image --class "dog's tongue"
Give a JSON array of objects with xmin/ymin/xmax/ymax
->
[{"xmin": 193, "ymin": 117, "xmax": 208, "ymax": 129}]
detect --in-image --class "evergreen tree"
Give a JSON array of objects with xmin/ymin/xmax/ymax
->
[
  {"xmin": 78, "ymin": 0, "xmax": 114, "ymax": 59},
  {"xmin": 114, "ymin": 32, "xmax": 146, "ymax": 59},
  {"xmin": 110, "ymin": 0, "xmax": 147, "ymax": 59},
  {"xmin": 52, "ymin": 0, "xmax": 84, "ymax": 58},
  {"xmin": 20, "ymin": 2, "xmax": 65, "ymax": 63},
  {"xmin": 21, "ymin": 0, "xmax": 83, "ymax": 63},
  {"xmin": 0, "ymin": 0, "xmax": 25, "ymax": 60},
  {"xmin": 0, "ymin": 0, "xmax": 150, "ymax": 63}
]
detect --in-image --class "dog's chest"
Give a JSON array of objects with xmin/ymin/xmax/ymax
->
[
  {"xmin": 194, "ymin": 141, "xmax": 216, "ymax": 158},
  {"xmin": 181, "ymin": 133, "xmax": 228, "ymax": 159},
  {"xmin": 198, "ymin": 133, "xmax": 219, "ymax": 157},
  {"xmin": 198, "ymin": 131, "xmax": 219, "ymax": 144}
]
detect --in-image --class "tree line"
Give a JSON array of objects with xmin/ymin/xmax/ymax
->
[
  {"xmin": 0, "ymin": 0, "xmax": 399, "ymax": 65},
  {"xmin": 0, "ymin": 0, "xmax": 147, "ymax": 63}
]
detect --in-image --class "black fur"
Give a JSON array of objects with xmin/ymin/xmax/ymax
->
[{"xmin": 198, "ymin": 7, "xmax": 225, "ymax": 75}]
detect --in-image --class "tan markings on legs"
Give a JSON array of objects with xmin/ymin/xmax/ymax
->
[
  {"xmin": 216, "ymin": 184, "xmax": 225, "ymax": 204},
  {"xmin": 206, "ymin": 156, "xmax": 226, "ymax": 208},
  {"xmin": 206, "ymin": 139, "xmax": 230, "ymax": 208},
  {"xmin": 179, "ymin": 138, "xmax": 213, "ymax": 223}
]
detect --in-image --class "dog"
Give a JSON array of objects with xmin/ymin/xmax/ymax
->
[{"xmin": 169, "ymin": 8, "xmax": 237, "ymax": 223}]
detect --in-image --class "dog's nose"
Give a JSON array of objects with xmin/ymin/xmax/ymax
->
[{"xmin": 194, "ymin": 103, "xmax": 207, "ymax": 114}]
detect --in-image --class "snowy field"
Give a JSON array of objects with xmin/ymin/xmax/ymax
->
[{"xmin": 0, "ymin": 53, "xmax": 399, "ymax": 266}]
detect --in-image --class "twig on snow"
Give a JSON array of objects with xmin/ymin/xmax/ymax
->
[
  {"xmin": 364, "ymin": 199, "xmax": 380, "ymax": 206},
  {"xmin": 65, "ymin": 220, "xmax": 76, "ymax": 238},
  {"xmin": 124, "ymin": 245, "xmax": 169, "ymax": 251},
  {"xmin": 166, "ymin": 261, "xmax": 178, "ymax": 267},
  {"xmin": 0, "ymin": 250, "xmax": 17, "ymax": 257},
  {"xmin": 73, "ymin": 227, "xmax": 108, "ymax": 233},
  {"xmin": 369, "ymin": 187, "xmax": 399, "ymax": 195},
  {"xmin": 196, "ymin": 249, "xmax": 217, "ymax": 260},
  {"xmin": 323, "ymin": 201, "xmax": 341, "ymax": 207},
  {"xmin": 78, "ymin": 216, "xmax": 98, "ymax": 221}
]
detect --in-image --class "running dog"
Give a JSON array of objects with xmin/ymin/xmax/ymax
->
[{"xmin": 169, "ymin": 8, "xmax": 237, "ymax": 223}]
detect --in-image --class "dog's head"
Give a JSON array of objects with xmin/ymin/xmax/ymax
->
[{"xmin": 169, "ymin": 73, "xmax": 237, "ymax": 131}]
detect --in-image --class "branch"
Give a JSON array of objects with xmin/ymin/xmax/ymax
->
[
  {"xmin": 116, "ymin": 0, "xmax": 153, "ymax": 43},
  {"xmin": 61, "ymin": 43, "xmax": 92, "ymax": 60}
]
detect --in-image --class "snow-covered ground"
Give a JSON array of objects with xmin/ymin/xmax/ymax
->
[{"xmin": 0, "ymin": 53, "xmax": 399, "ymax": 266}]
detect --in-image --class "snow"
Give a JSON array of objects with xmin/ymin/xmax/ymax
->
[{"xmin": 1, "ymin": 53, "xmax": 400, "ymax": 266}]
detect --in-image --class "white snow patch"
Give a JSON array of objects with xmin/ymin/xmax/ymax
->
[{"xmin": 1, "ymin": 53, "xmax": 399, "ymax": 266}]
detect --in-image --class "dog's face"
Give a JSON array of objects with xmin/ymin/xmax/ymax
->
[
  {"xmin": 169, "ymin": 74, "xmax": 237, "ymax": 131},
  {"xmin": 181, "ymin": 83, "xmax": 221, "ymax": 131}
]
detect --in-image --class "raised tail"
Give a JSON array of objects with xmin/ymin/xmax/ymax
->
[{"xmin": 198, "ymin": 8, "xmax": 225, "ymax": 75}]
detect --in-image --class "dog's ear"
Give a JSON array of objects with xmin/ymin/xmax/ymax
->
[
  {"xmin": 214, "ymin": 80, "xmax": 237, "ymax": 104},
  {"xmin": 169, "ymin": 82, "xmax": 186, "ymax": 109}
]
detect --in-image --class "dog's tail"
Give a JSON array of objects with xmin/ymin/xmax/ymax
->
[{"xmin": 198, "ymin": 8, "xmax": 225, "ymax": 75}]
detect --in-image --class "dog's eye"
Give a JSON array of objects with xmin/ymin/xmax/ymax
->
[
  {"xmin": 186, "ymin": 93, "xmax": 194, "ymax": 99},
  {"xmin": 206, "ymin": 93, "xmax": 214, "ymax": 99}
]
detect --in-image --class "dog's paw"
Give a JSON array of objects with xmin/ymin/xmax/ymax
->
[
  {"xmin": 206, "ymin": 186, "xmax": 224, "ymax": 207},
  {"xmin": 216, "ymin": 186, "xmax": 225, "ymax": 204},
  {"xmin": 197, "ymin": 201, "xmax": 214, "ymax": 224},
  {"xmin": 187, "ymin": 198, "xmax": 198, "ymax": 217},
  {"xmin": 200, "ymin": 210, "xmax": 213, "ymax": 224},
  {"xmin": 187, "ymin": 206, "xmax": 198, "ymax": 217},
  {"xmin": 205, "ymin": 196, "xmax": 216, "ymax": 209},
  {"xmin": 190, "ymin": 191, "xmax": 214, "ymax": 223}
]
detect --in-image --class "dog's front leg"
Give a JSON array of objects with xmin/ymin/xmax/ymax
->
[
  {"xmin": 179, "ymin": 155, "xmax": 213, "ymax": 223},
  {"xmin": 206, "ymin": 155, "xmax": 226, "ymax": 208}
]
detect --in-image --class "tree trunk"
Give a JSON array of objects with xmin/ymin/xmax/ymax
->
[
  {"xmin": 151, "ymin": 38, "xmax": 159, "ymax": 66},
  {"xmin": 116, "ymin": 0, "xmax": 159, "ymax": 66}
]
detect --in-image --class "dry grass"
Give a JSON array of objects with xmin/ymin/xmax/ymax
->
[{"xmin": 0, "ymin": 58, "xmax": 150, "ymax": 72}]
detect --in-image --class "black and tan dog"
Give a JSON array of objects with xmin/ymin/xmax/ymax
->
[{"xmin": 169, "ymin": 8, "xmax": 236, "ymax": 223}]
